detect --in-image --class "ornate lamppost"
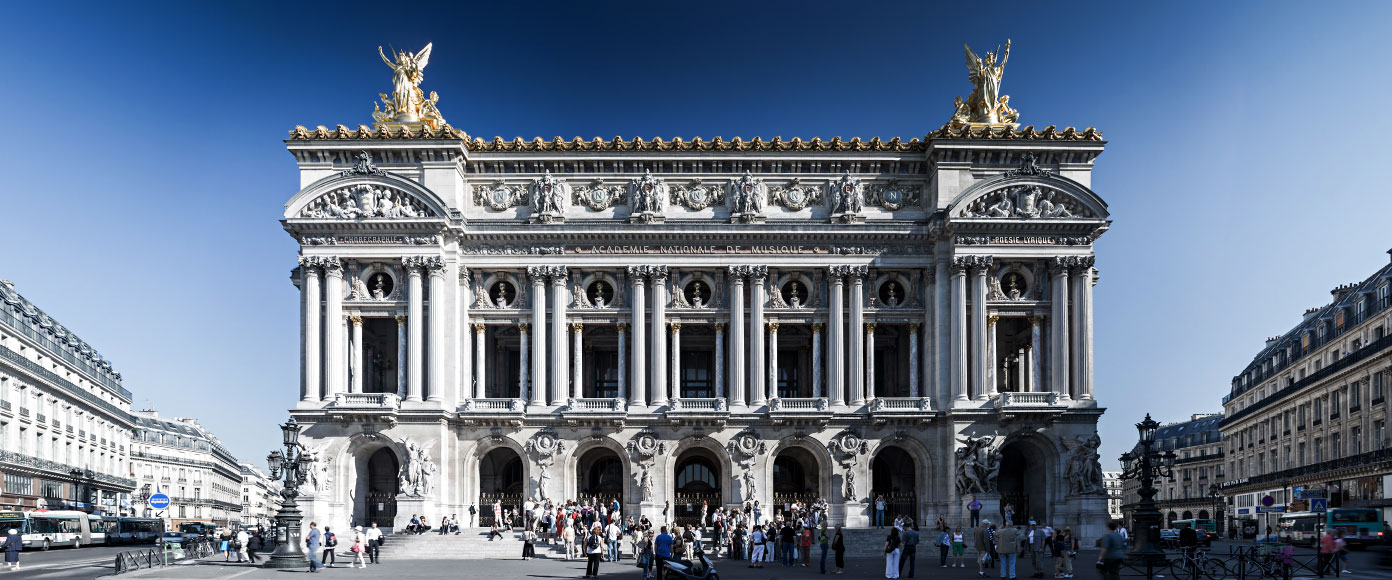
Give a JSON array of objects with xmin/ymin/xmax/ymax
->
[
  {"xmin": 264, "ymin": 417, "xmax": 311, "ymax": 569},
  {"xmin": 1118, "ymin": 413, "xmax": 1177, "ymax": 566},
  {"xmin": 1208, "ymin": 484, "xmax": 1224, "ymax": 539}
]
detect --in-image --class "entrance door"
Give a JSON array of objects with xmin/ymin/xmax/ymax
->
[{"xmin": 364, "ymin": 448, "xmax": 398, "ymax": 527}]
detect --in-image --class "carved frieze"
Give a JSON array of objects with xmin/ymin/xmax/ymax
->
[
  {"xmin": 866, "ymin": 180, "xmax": 921, "ymax": 211},
  {"xmin": 299, "ymin": 183, "xmax": 435, "ymax": 219},
  {"xmin": 670, "ymin": 179, "xmax": 723, "ymax": 211},
  {"xmin": 769, "ymin": 178, "xmax": 822, "ymax": 211}
]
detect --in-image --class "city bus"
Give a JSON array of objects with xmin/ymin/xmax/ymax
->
[
  {"xmin": 1172, "ymin": 518, "xmax": 1217, "ymax": 533},
  {"xmin": 1278, "ymin": 508, "xmax": 1384, "ymax": 548},
  {"xmin": 0, "ymin": 510, "xmax": 91, "ymax": 550},
  {"xmin": 113, "ymin": 516, "xmax": 164, "ymax": 544},
  {"xmin": 89, "ymin": 514, "xmax": 118, "ymax": 545},
  {"xmin": 178, "ymin": 521, "xmax": 216, "ymax": 537}
]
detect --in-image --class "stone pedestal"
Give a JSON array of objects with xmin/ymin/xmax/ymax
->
[
  {"xmin": 394, "ymin": 496, "xmax": 437, "ymax": 530},
  {"xmin": 971, "ymin": 492, "xmax": 1001, "ymax": 527}
]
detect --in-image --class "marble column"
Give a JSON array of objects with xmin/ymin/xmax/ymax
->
[
  {"xmin": 949, "ymin": 259, "xmax": 968, "ymax": 404},
  {"xmin": 349, "ymin": 315, "xmax": 363, "ymax": 394},
  {"xmin": 728, "ymin": 268, "xmax": 747, "ymax": 407},
  {"xmin": 827, "ymin": 268, "xmax": 845, "ymax": 406},
  {"xmin": 934, "ymin": 260, "xmax": 951, "ymax": 406},
  {"xmin": 767, "ymin": 322, "xmax": 780, "ymax": 402},
  {"xmin": 473, "ymin": 322, "xmax": 486, "ymax": 399},
  {"xmin": 617, "ymin": 323, "xmax": 629, "ymax": 403},
  {"xmin": 651, "ymin": 267, "xmax": 669, "ymax": 407},
  {"xmin": 519, "ymin": 323, "xmax": 531, "ymax": 402},
  {"xmin": 527, "ymin": 267, "xmax": 547, "ymax": 407},
  {"xmin": 986, "ymin": 315, "xmax": 999, "ymax": 398},
  {"xmin": 404, "ymin": 262, "xmax": 423, "ymax": 402},
  {"xmin": 750, "ymin": 266, "xmax": 768, "ymax": 407},
  {"xmin": 427, "ymin": 263, "xmax": 446, "ymax": 402},
  {"xmin": 921, "ymin": 268, "xmax": 933, "ymax": 403},
  {"xmin": 572, "ymin": 323, "xmax": 584, "ymax": 399},
  {"xmin": 1074, "ymin": 257, "xmax": 1096, "ymax": 402},
  {"xmin": 714, "ymin": 323, "xmax": 725, "ymax": 399},
  {"xmin": 323, "ymin": 259, "xmax": 345, "ymax": 400},
  {"xmin": 299, "ymin": 260, "xmax": 321, "ymax": 402},
  {"xmin": 865, "ymin": 322, "xmax": 876, "ymax": 401},
  {"xmin": 396, "ymin": 315, "xmax": 407, "ymax": 399},
  {"xmin": 459, "ymin": 268, "xmax": 472, "ymax": 405},
  {"xmin": 811, "ymin": 323, "xmax": 823, "ymax": 398},
  {"xmin": 627, "ymin": 266, "xmax": 648, "ymax": 407},
  {"xmin": 1050, "ymin": 258, "xmax": 1072, "ymax": 402},
  {"xmin": 550, "ymin": 268, "xmax": 568, "ymax": 406},
  {"xmin": 848, "ymin": 266, "xmax": 867, "ymax": 406},
  {"xmin": 670, "ymin": 322, "xmax": 682, "ymax": 402},
  {"xmin": 970, "ymin": 259, "xmax": 991, "ymax": 402},
  {"xmin": 1017, "ymin": 348, "xmax": 1028, "ymax": 394},
  {"xmin": 908, "ymin": 323, "xmax": 920, "ymax": 398},
  {"xmin": 1029, "ymin": 316, "xmax": 1043, "ymax": 393}
]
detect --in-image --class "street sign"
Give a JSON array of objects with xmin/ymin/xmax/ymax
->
[
  {"xmin": 1260, "ymin": 495, "xmax": 1276, "ymax": 507},
  {"xmin": 149, "ymin": 493, "xmax": 170, "ymax": 510},
  {"xmin": 1310, "ymin": 498, "xmax": 1328, "ymax": 512},
  {"xmin": 1290, "ymin": 500, "xmax": 1309, "ymax": 512},
  {"xmin": 1298, "ymin": 488, "xmax": 1326, "ymax": 500},
  {"xmin": 1256, "ymin": 506, "xmax": 1286, "ymax": 513}
]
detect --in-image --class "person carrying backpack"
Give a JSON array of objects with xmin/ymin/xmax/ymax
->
[
  {"xmin": 584, "ymin": 525, "xmax": 604, "ymax": 578},
  {"xmin": 321, "ymin": 527, "xmax": 337, "ymax": 568}
]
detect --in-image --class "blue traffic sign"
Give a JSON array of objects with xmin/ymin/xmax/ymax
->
[
  {"xmin": 1310, "ymin": 498, "xmax": 1328, "ymax": 512},
  {"xmin": 149, "ymin": 493, "xmax": 170, "ymax": 509},
  {"xmin": 1260, "ymin": 495, "xmax": 1275, "ymax": 507}
]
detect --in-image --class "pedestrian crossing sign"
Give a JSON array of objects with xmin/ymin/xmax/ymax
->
[{"xmin": 1310, "ymin": 498, "xmax": 1328, "ymax": 512}]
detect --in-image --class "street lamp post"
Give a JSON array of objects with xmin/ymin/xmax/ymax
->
[
  {"xmin": 263, "ymin": 417, "xmax": 311, "ymax": 569},
  {"xmin": 1208, "ymin": 484, "xmax": 1224, "ymax": 538},
  {"xmin": 1119, "ymin": 413, "xmax": 1177, "ymax": 567}
]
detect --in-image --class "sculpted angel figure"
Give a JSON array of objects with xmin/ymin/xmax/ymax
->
[
  {"xmin": 376, "ymin": 43, "xmax": 433, "ymax": 123},
  {"xmin": 961, "ymin": 40, "xmax": 1011, "ymax": 124}
]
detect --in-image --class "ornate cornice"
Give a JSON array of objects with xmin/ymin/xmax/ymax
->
[
  {"xmin": 289, "ymin": 124, "xmax": 468, "ymax": 141},
  {"xmin": 931, "ymin": 124, "xmax": 1102, "ymax": 142},
  {"xmin": 288, "ymin": 125, "xmax": 1099, "ymax": 147}
]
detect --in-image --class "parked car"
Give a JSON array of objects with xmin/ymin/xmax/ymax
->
[
  {"xmin": 161, "ymin": 531, "xmax": 190, "ymax": 546},
  {"xmin": 1160, "ymin": 529, "xmax": 1180, "ymax": 549}
]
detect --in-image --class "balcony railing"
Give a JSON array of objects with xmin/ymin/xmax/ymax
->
[
  {"xmin": 36, "ymin": 413, "xmax": 46, "ymax": 423},
  {"xmin": 768, "ymin": 397, "xmax": 830, "ymax": 412},
  {"xmin": 460, "ymin": 398, "xmax": 524, "ymax": 412},
  {"xmin": 997, "ymin": 391, "xmax": 1061, "ymax": 407},
  {"xmin": 0, "ymin": 449, "xmax": 135, "ymax": 489},
  {"xmin": 19, "ymin": 407, "xmax": 30, "ymax": 417},
  {"xmin": 564, "ymin": 397, "xmax": 627, "ymax": 413},
  {"xmin": 331, "ymin": 392, "xmax": 401, "ymax": 410},
  {"xmin": 870, "ymin": 397, "xmax": 933, "ymax": 412},
  {"xmin": 79, "ymin": 430, "xmax": 86, "ymax": 437},
  {"xmin": 668, "ymin": 398, "xmax": 728, "ymax": 412},
  {"xmin": 0, "ymin": 400, "xmax": 9, "ymax": 411}
]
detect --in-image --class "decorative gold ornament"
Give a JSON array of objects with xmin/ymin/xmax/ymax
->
[
  {"xmin": 372, "ymin": 43, "xmax": 447, "ymax": 129},
  {"xmin": 952, "ymin": 40, "xmax": 1019, "ymax": 127}
]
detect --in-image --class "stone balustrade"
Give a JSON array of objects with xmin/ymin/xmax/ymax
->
[{"xmin": 996, "ymin": 391, "xmax": 1061, "ymax": 407}]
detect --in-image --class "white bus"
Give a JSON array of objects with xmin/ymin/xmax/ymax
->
[
  {"xmin": 0, "ymin": 510, "xmax": 91, "ymax": 550},
  {"xmin": 89, "ymin": 515, "xmax": 118, "ymax": 545}
]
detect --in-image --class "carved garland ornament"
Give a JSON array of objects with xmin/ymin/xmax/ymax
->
[
  {"xmin": 626, "ymin": 430, "xmax": 666, "ymax": 466},
  {"xmin": 670, "ymin": 179, "xmax": 723, "ymax": 211},
  {"xmin": 525, "ymin": 427, "xmax": 566, "ymax": 465},
  {"xmin": 574, "ymin": 181, "xmax": 623, "ymax": 211},
  {"xmin": 726, "ymin": 428, "xmax": 768, "ymax": 467},
  {"xmin": 826, "ymin": 428, "xmax": 869, "ymax": 468},
  {"xmin": 770, "ymin": 178, "xmax": 822, "ymax": 211},
  {"xmin": 475, "ymin": 181, "xmax": 527, "ymax": 211}
]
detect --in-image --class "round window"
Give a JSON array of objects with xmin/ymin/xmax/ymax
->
[
  {"xmin": 366, "ymin": 272, "xmax": 394, "ymax": 299},
  {"xmin": 684, "ymin": 280, "xmax": 711, "ymax": 307},
  {"xmin": 877, "ymin": 280, "xmax": 905, "ymax": 307},
  {"xmin": 780, "ymin": 280, "xmax": 807, "ymax": 308},
  {"xmin": 587, "ymin": 281, "xmax": 614, "ymax": 307},
  {"xmin": 1001, "ymin": 272, "xmax": 1028, "ymax": 300},
  {"xmin": 489, "ymin": 281, "xmax": 517, "ymax": 308}
]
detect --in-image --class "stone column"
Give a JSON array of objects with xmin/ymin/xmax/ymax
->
[
  {"xmin": 299, "ymin": 259, "xmax": 321, "ymax": 402},
  {"xmin": 1050, "ymin": 257, "xmax": 1072, "ymax": 401},
  {"xmin": 908, "ymin": 323, "xmax": 919, "ymax": 398},
  {"xmin": 1017, "ymin": 348, "xmax": 1028, "ymax": 394},
  {"xmin": 728, "ymin": 268, "xmax": 747, "ymax": 407},
  {"xmin": 396, "ymin": 315, "xmax": 407, "ymax": 399},
  {"xmin": 572, "ymin": 323, "xmax": 584, "ymax": 399},
  {"xmin": 811, "ymin": 323, "xmax": 823, "ymax": 398},
  {"xmin": 670, "ymin": 322, "xmax": 682, "ymax": 402},
  {"xmin": 550, "ymin": 267, "xmax": 569, "ymax": 406},
  {"xmin": 949, "ymin": 259, "xmax": 968, "ymax": 404},
  {"xmin": 517, "ymin": 321, "xmax": 526, "ymax": 403},
  {"xmin": 827, "ymin": 267, "xmax": 846, "ymax": 406},
  {"xmin": 750, "ymin": 266, "xmax": 768, "ymax": 407},
  {"xmin": 1029, "ymin": 316, "xmax": 1043, "ymax": 393},
  {"xmin": 350, "ymin": 315, "xmax": 364, "ymax": 394},
  {"xmin": 935, "ymin": 260, "xmax": 951, "ymax": 406},
  {"xmin": 459, "ymin": 268, "xmax": 472, "ymax": 405},
  {"xmin": 865, "ymin": 322, "xmax": 876, "ymax": 401},
  {"xmin": 627, "ymin": 266, "xmax": 647, "ymax": 407},
  {"xmin": 921, "ymin": 268, "xmax": 933, "ymax": 403},
  {"xmin": 404, "ymin": 261, "xmax": 423, "ymax": 402},
  {"xmin": 714, "ymin": 323, "xmax": 726, "ymax": 399},
  {"xmin": 473, "ymin": 322, "xmax": 486, "ymax": 399},
  {"xmin": 322, "ymin": 259, "xmax": 345, "ymax": 400},
  {"xmin": 986, "ymin": 315, "xmax": 999, "ymax": 398},
  {"xmin": 767, "ymin": 322, "xmax": 780, "ymax": 401},
  {"xmin": 527, "ymin": 266, "xmax": 547, "ymax": 407},
  {"xmin": 1074, "ymin": 257, "xmax": 1096, "ymax": 402},
  {"xmin": 427, "ymin": 263, "xmax": 446, "ymax": 402},
  {"xmin": 848, "ymin": 266, "xmax": 867, "ymax": 406},
  {"xmin": 617, "ymin": 323, "xmax": 629, "ymax": 402},
  {"xmin": 650, "ymin": 266, "xmax": 669, "ymax": 407},
  {"xmin": 969, "ymin": 258, "xmax": 991, "ymax": 402}
]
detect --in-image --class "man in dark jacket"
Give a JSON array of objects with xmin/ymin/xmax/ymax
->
[{"xmin": 900, "ymin": 522, "xmax": 920, "ymax": 578}]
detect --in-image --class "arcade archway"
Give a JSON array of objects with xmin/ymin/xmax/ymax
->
[
  {"xmin": 997, "ymin": 439, "xmax": 1052, "ymax": 525},
  {"xmin": 478, "ymin": 447, "xmax": 524, "ymax": 526},
  {"xmin": 576, "ymin": 447, "xmax": 625, "ymax": 506},
  {"xmin": 871, "ymin": 445, "xmax": 918, "ymax": 524},
  {"xmin": 363, "ymin": 447, "xmax": 399, "ymax": 527},
  {"xmin": 772, "ymin": 447, "xmax": 822, "ymax": 513},
  {"xmin": 673, "ymin": 448, "xmax": 722, "ymax": 528}
]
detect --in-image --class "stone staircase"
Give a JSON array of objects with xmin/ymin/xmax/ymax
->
[{"xmin": 371, "ymin": 527, "xmax": 916, "ymax": 560}]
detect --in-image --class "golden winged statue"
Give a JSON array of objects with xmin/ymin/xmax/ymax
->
[
  {"xmin": 373, "ymin": 43, "xmax": 447, "ymax": 129},
  {"xmin": 951, "ymin": 39, "xmax": 1018, "ymax": 126}
]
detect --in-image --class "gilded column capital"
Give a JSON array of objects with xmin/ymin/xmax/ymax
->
[
  {"xmin": 570, "ymin": 322, "xmax": 584, "ymax": 334},
  {"xmin": 617, "ymin": 322, "xmax": 629, "ymax": 334},
  {"xmin": 669, "ymin": 321, "xmax": 682, "ymax": 333},
  {"xmin": 714, "ymin": 322, "xmax": 726, "ymax": 333},
  {"xmin": 987, "ymin": 314, "xmax": 999, "ymax": 326},
  {"xmin": 768, "ymin": 321, "xmax": 780, "ymax": 333},
  {"xmin": 1028, "ymin": 315, "xmax": 1043, "ymax": 326},
  {"xmin": 519, "ymin": 322, "xmax": 531, "ymax": 333},
  {"xmin": 472, "ymin": 321, "xmax": 486, "ymax": 333},
  {"xmin": 865, "ymin": 322, "xmax": 876, "ymax": 334},
  {"xmin": 810, "ymin": 322, "xmax": 824, "ymax": 333},
  {"xmin": 908, "ymin": 323, "xmax": 920, "ymax": 334},
  {"xmin": 395, "ymin": 315, "xmax": 407, "ymax": 326},
  {"xmin": 349, "ymin": 315, "xmax": 363, "ymax": 326}
]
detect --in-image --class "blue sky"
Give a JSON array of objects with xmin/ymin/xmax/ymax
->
[{"xmin": 3, "ymin": 1, "xmax": 1391, "ymax": 472}]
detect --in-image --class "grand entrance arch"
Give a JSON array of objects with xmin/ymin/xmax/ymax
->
[
  {"xmin": 871, "ymin": 445, "xmax": 918, "ymax": 523},
  {"xmin": 673, "ymin": 448, "xmax": 722, "ymax": 527},
  {"xmin": 363, "ymin": 447, "xmax": 399, "ymax": 527},
  {"xmin": 479, "ymin": 447, "xmax": 524, "ymax": 526},
  {"xmin": 576, "ymin": 447, "xmax": 625, "ymax": 506},
  {"xmin": 997, "ymin": 439, "xmax": 1053, "ymax": 525},
  {"xmin": 772, "ymin": 447, "xmax": 822, "ymax": 512}
]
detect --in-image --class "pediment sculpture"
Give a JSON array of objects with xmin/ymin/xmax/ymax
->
[
  {"xmin": 299, "ymin": 183, "xmax": 435, "ymax": 219},
  {"xmin": 958, "ymin": 185, "xmax": 1091, "ymax": 219}
]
